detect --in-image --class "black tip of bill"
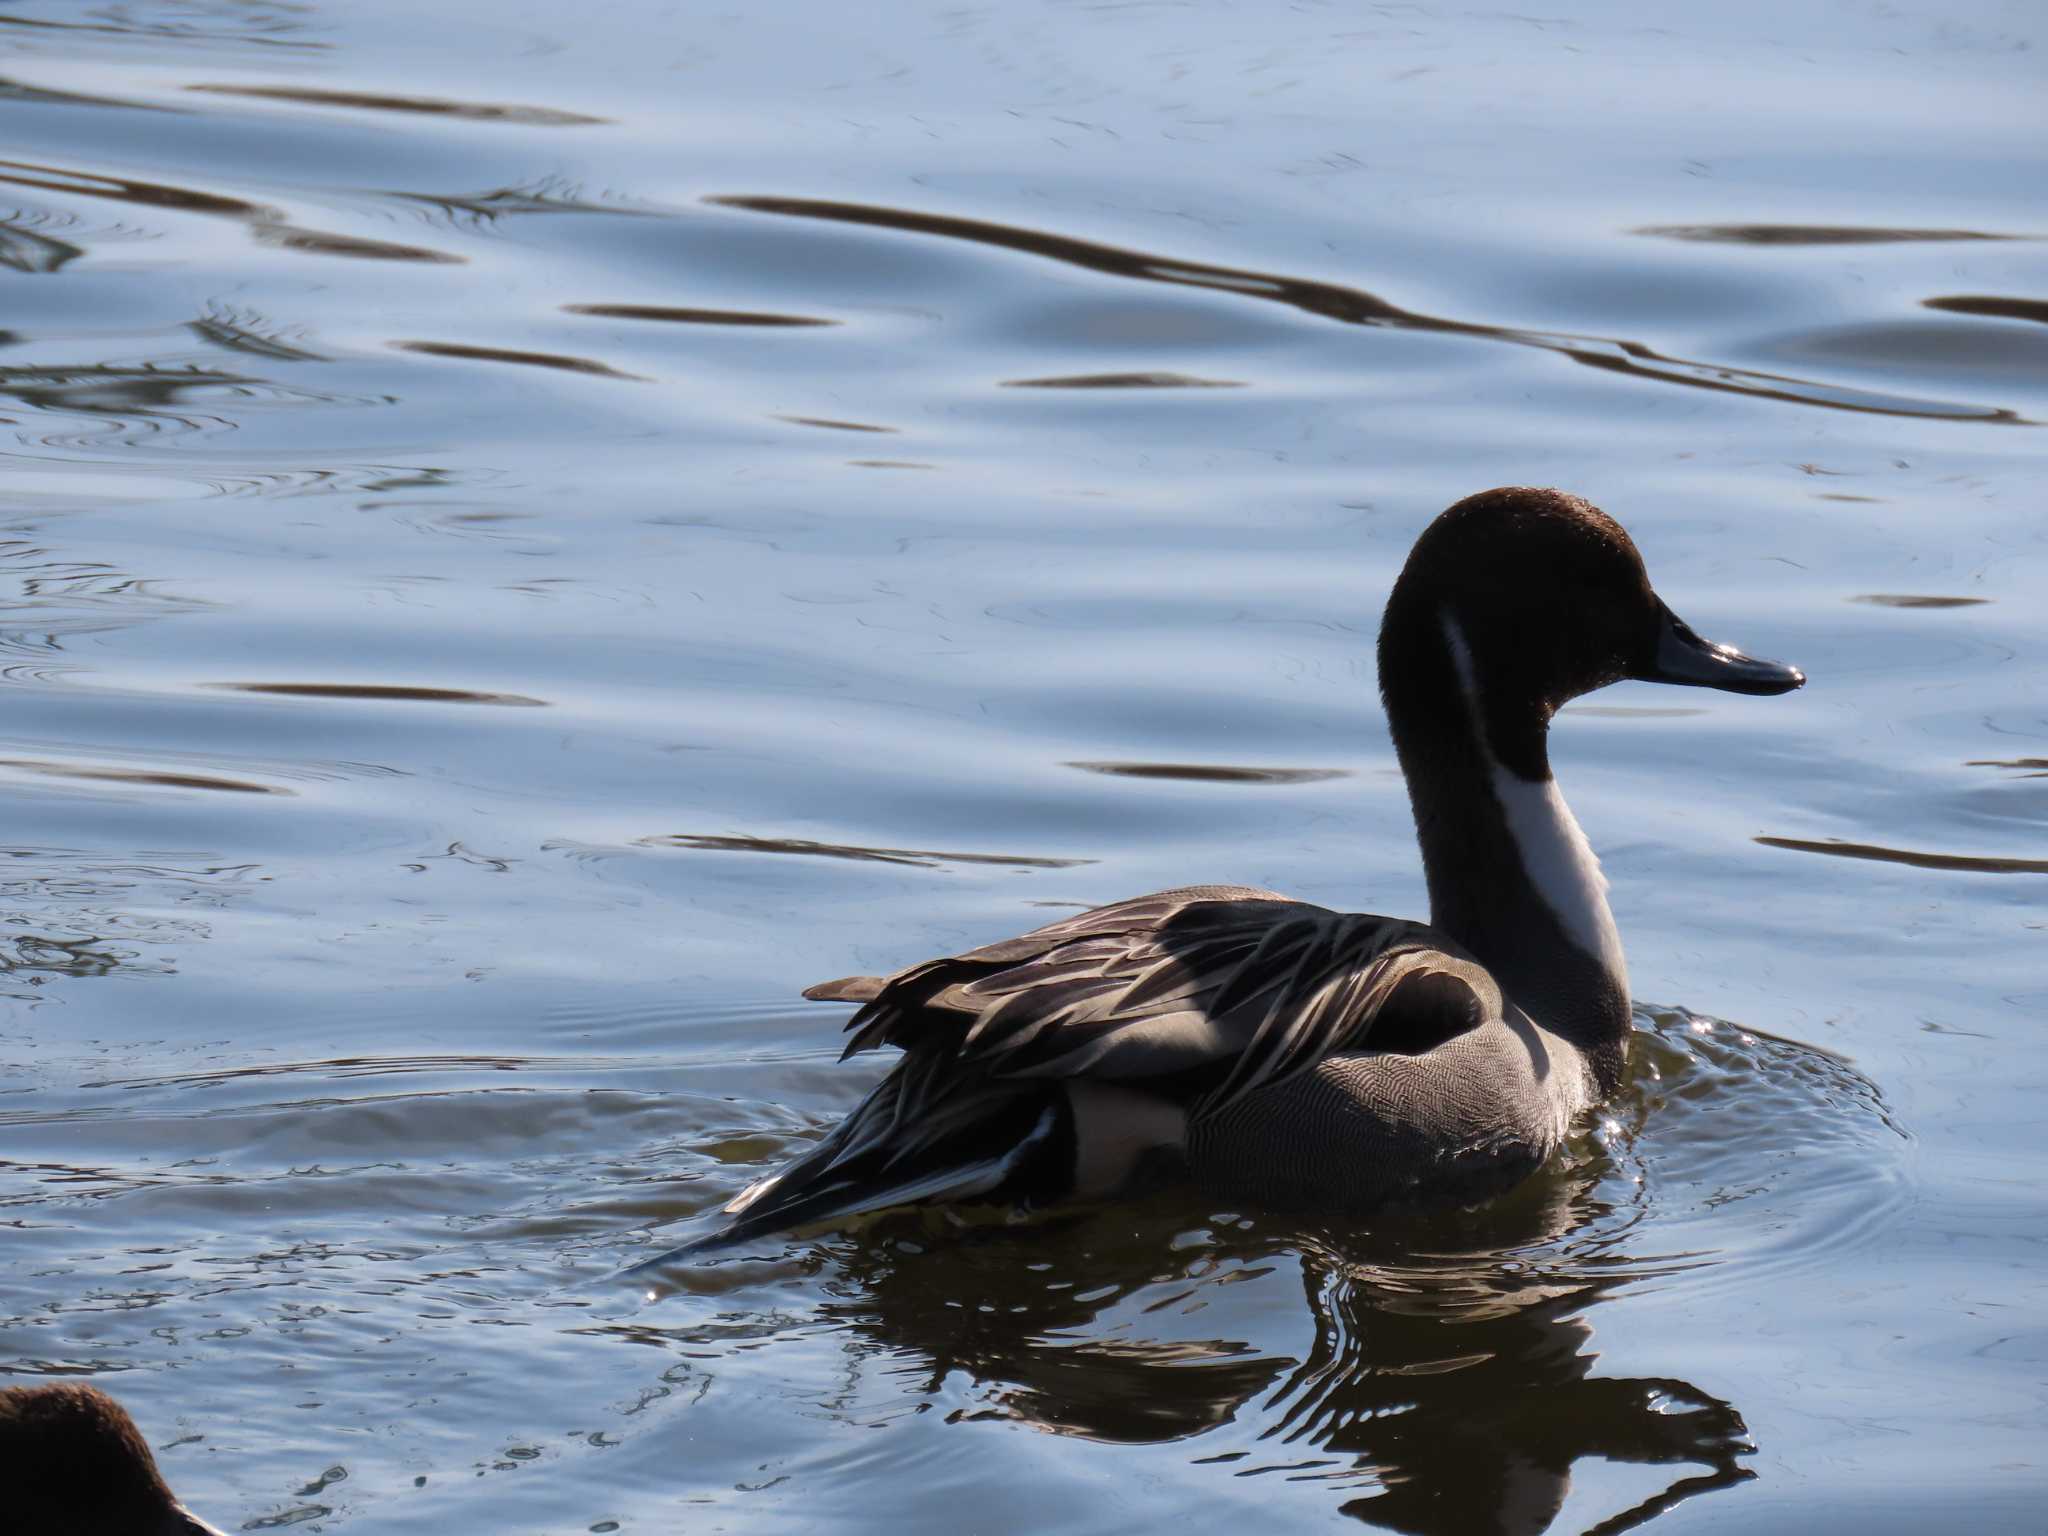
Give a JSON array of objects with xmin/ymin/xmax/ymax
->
[{"xmin": 1639, "ymin": 602, "xmax": 1805, "ymax": 697}]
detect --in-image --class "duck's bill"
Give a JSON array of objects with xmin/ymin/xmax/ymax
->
[{"xmin": 1638, "ymin": 601, "xmax": 1805, "ymax": 695}]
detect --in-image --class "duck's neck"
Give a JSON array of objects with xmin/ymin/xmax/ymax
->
[{"xmin": 1384, "ymin": 613, "xmax": 1631, "ymax": 1093}]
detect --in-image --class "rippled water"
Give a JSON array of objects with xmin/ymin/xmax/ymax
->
[{"xmin": 1, "ymin": 2, "xmax": 2042, "ymax": 1531}]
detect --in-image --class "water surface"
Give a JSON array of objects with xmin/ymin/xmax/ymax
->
[{"xmin": 1, "ymin": 2, "xmax": 2043, "ymax": 1532}]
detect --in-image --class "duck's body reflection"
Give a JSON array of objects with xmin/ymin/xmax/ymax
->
[
  {"xmin": 812, "ymin": 1160, "xmax": 1752, "ymax": 1535},
  {"xmin": 626, "ymin": 1013, "xmax": 1904, "ymax": 1530}
]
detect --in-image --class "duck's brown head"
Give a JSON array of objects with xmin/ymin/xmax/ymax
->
[{"xmin": 1380, "ymin": 486, "xmax": 1803, "ymax": 777}]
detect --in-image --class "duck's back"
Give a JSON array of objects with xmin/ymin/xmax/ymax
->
[{"xmin": 651, "ymin": 886, "xmax": 1564, "ymax": 1259}]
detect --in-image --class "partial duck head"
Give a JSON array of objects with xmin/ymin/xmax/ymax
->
[
  {"xmin": 1376, "ymin": 487, "xmax": 1803, "ymax": 1086},
  {"xmin": 0, "ymin": 1382, "xmax": 228, "ymax": 1536},
  {"xmin": 1380, "ymin": 486, "xmax": 1802, "ymax": 778}
]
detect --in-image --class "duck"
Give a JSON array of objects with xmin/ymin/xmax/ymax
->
[
  {"xmin": 658, "ymin": 487, "xmax": 1803, "ymax": 1259},
  {"xmin": 0, "ymin": 1382, "xmax": 228, "ymax": 1535}
]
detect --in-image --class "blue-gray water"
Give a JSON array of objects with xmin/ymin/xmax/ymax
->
[{"xmin": 1, "ymin": 2, "xmax": 2042, "ymax": 1531}]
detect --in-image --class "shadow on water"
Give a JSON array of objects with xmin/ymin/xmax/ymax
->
[{"xmin": 708, "ymin": 196, "xmax": 2029, "ymax": 424}]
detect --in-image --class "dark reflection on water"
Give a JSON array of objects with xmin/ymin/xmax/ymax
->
[
  {"xmin": 775, "ymin": 414, "xmax": 897, "ymax": 433},
  {"xmin": 627, "ymin": 1009, "xmax": 1902, "ymax": 1533},
  {"xmin": 0, "ymin": 359, "xmax": 381, "ymax": 450},
  {"xmin": 1633, "ymin": 223, "xmax": 2026, "ymax": 245},
  {"xmin": 710, "ymin": 195, "xmax": 2027, "ymax": 423},
  {"xmin": 210, "ymin": 682, "xmax": 549, "ymax": 706},
  {"xmin": 0, "ymin": 157, "xmax": 462, "ymax": 265},
  {"xmin": 642, "ymin": 833, "xmax": 1093, "ymax": 870},
  {"xmin": 1849, "ymin": 593, "xmax": 1990, "ymax": 608},
  {"xmin": 0, "ymin": 757, "xmax": 288, "ymax": 795},
  {"xmin": 1925, "ymin": 294, "xmax": 2048, "ymax": 325},
  {"xmin": 187, "ymin": 306, "xmax": 326, "ymax": 362},
  {"xmin": 825, "ymin": 1198, "xmax": 1754, "ymax": 1536},
  {"xmin": 251, "ymin": 221, "xmax": 458, "ymax": 263},
  {"xmin": 0, "ymin": 6, "xmax": 323, "ymax": 50},
  {"xmin": 401, "ymin": 182, "xmax": 663, "ymax": 227},
  {"xmin": 1004, "ymin": 371, "xmax": 1244, "ymax": 389},
  {"xmin": 80, "ymin": 1052, "xmax": 619, "ymax": 1092},
  {"xmin": 0, "ymin": 74, "xmax": 183, "ymax": 114},
  {"xmin": 1067, "ymin": 761, "xmax": 1349, "ymax": 785},
  {"xmin": 185, "ymin": 82, "xmax": 606, "ymax": 127},
  {"xmin": 0, "ymin": 542, "xmax": 210, "ymax": 640},
  {"xmin": 0, "ymin": 209, "xmax": 84, "ymax": 272},
  {"xmin": 1757, "ymin": 836, "xmax": 2048, "ymax": 876},
  {"xmin": 1969, "ymin": 758, "xmax": 2048, "ymax": 777},
  {"xmin": 0, "ymin": 155, "xmax": 257, "ymax": 217},
  {"xmin": 2, "ymin": 362, "xmax": 259, "ymax": 416},
  {"xmin": 0, "ymin": 928, "xmax": 132, "ymax": 982},
  {"xmin": 0, "ymin": 848, "xmax": 257, "ymax": 999},
  {"xmin": 390, "ymin": 340, "xmax": 643, "ymax": 379},
  {"xmin": 566, "ymin": 303, "xmax": 836, "ymax": 327}
]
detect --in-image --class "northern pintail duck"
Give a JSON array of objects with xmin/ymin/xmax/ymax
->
[
  {"xmin": 0, "ymin": 1383, "xmax": 228, "ymax": 1536},
  {"xmin": 678, "ymin": 488, "xmax": 1803, "ymax": 1254}
]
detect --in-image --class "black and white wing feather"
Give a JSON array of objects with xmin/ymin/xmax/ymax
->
[
  {"xmin": 653, "ymin": 887, "xmax": 1501, "ymax": 1259},
  {"xmin": 832, "ymin": 887, "xmax": 1500, "ymax": 1119}
]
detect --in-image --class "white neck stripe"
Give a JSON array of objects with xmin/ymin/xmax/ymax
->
[{"xmin": 1439, "ymin": 612, "xmax": 1628, "ymax": 987}]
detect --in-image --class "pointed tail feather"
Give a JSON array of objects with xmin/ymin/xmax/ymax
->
[
  {"xmin": 624, "ymin": 1130, "xmax": 1053, "ymax": 1271},
  {"xmin": 629, "ymin": 1072, "xmax": 1067, "ymax": 1267}
]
